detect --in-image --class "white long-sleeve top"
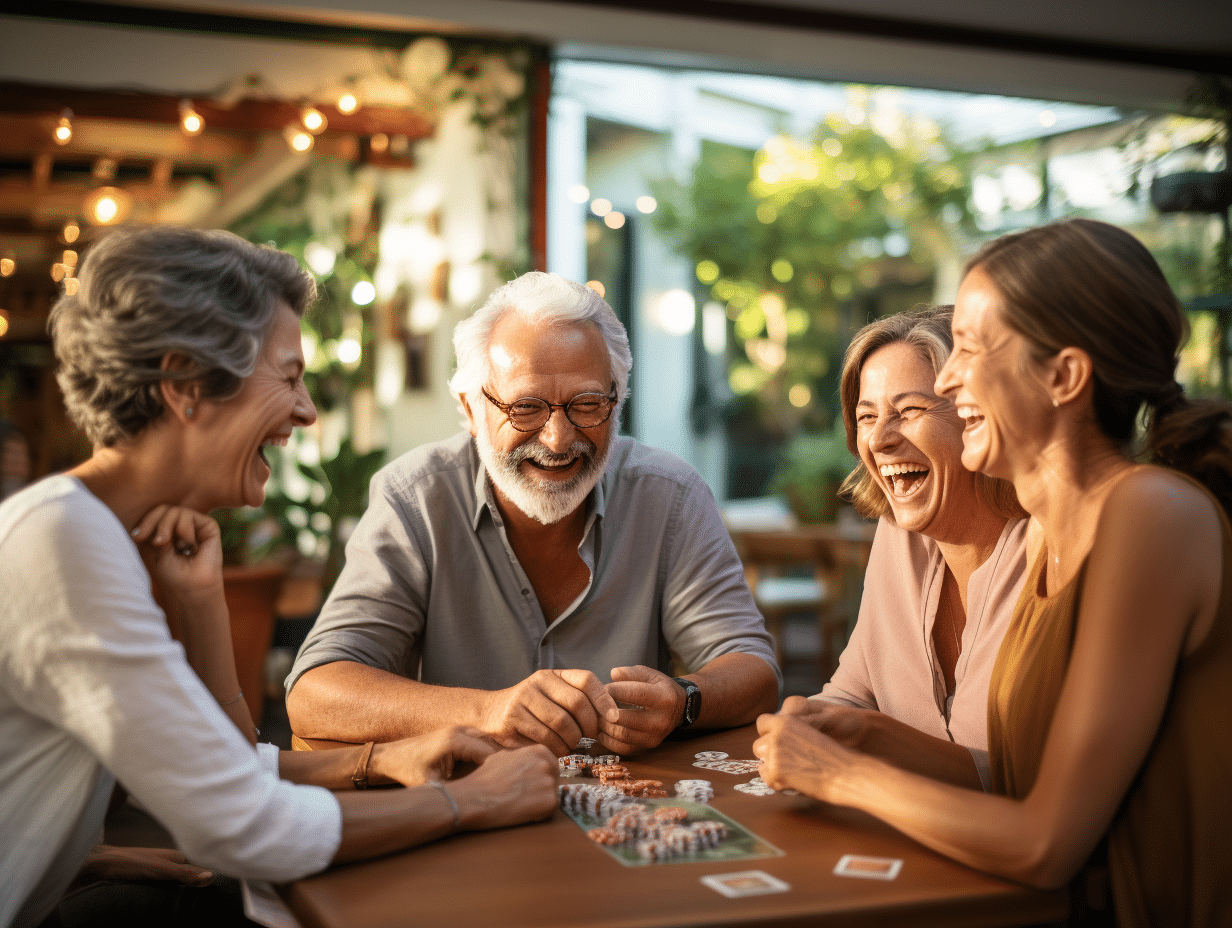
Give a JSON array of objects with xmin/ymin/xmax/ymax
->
[{"xmin": 0, "ymin": 476, "xmax": 341, "ymax": 928}]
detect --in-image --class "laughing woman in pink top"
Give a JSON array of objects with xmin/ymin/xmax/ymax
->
[{"xmin": 781, "ymin": 307, "xmax": 1026, "ymax": 789}]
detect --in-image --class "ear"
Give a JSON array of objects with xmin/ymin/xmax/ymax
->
[
  {"xmin": 1046, "ymin": 346, "xmax": 1093, "ymax": 408},
  {"xmin": 461, "ymin": 393, "xmax": 479, "ymax": 438},
  {"xmin": 158, "ymin": 352, "xmax": 202, "ymax": 425}
]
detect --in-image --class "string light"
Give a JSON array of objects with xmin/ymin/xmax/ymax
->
[
  {"xmin": 53, "ymin": 109, "xmax": 73, "ymax": 145},
  {"xmin": 178, "ymin": 99, "xmax": 204, "ymax": 136},
  {"xmin": 369, "ymin": 133, "xmax": 389, "ymax": 154},
  {"xmin": 0, "ymin": 253, "xmax": 14, "ymax": 277},
  {"xmin": 83, "ymin": 186, "xmax": 132, "ymax": 225},
  {"xmin": 336, "ymin": 92, "xmax": 358, "ymax": 115},
  {"xmin": 0, "ymin": 310, "xmax": 9, "ymax": 339},
  {"xmin": 283, "ymin": 125, "xmax": 314, "ymax": 152},
  {"xmin": 63, "ymin": 221, "xmax": 80, "ymax": 244},
  {"xmin": 300, "ymin": 104, "xmax": 327, "ymax": 134},
  {"xmin": 64, "ymin": 278, "xmax": 80, "ymax": 296},
  {"xmin": 50, "ymin": 263, "xmax": 66, "ymax": 282},
  {"xmin": 62, "ymin": 250, "xmax": 78, "ymax": 269}
]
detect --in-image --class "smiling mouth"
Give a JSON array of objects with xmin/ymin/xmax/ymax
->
[
  {"xmin": 525, "ymin": 457, "xmax": 579, "ymax": 473},
  {"xmin": 879, "ymin": 462, "xmax": 929, "ymax": 497},
  {"xmin": 956, "ymin": 405, "xmax": 985, "ymax": 430},
  {"xmin": 258, "ymin": 435, "xmax": 290, "ymax": 467}
]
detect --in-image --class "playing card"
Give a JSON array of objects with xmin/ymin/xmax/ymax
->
[
  {"xmin": 700, "ymin": 870, "xmax": 791, "ymax": 898},
  {"xmin": 833, "ymin": 854, "xmax": 903, "ymax": 880}
]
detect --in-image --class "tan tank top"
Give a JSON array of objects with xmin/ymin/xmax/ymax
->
[{"xmin": 987, "ymin": 471, "xmax": 1232, "ymax": 927}]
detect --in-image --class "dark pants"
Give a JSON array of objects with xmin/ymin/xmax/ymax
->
[{"xmin": 39, "ymin": 877, "xmax": 258, "ymax": 928}]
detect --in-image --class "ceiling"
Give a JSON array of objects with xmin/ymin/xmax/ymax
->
[{"xmin": 0, "ymin": 0, "xmax": 1228, "ymax": 340}]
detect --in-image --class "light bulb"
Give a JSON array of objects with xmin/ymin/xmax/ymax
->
[
  {"xmin": 0, "ymin": 257, "xmax": 14, "ymax": 277},
  {"xmin": 54, "ymin": 109, "xmax": 72, "ymax": 145},
  {"xmin": 336, "ymin": 92, "xmax": 358, "ymax": 114},
  {"xmin": 179, "ymin": 100, "xmax": 204, "ymax": 136},
  {"xmin": 63, "ymin": 221, "xmax": 80, "ymax": 243},
  {"xmin": 283, "ymin": 125, "xmax": 314, "ymax": 152},
  {"xmin": 300, "ymin": 105, "xmax": 327, "ymax": 134}
]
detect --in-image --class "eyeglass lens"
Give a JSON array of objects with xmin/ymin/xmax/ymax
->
[{"xmin": 508, "ymin": 393, "xmax": 612, "ymax": 431}]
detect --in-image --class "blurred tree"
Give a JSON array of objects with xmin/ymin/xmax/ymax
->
[{"xmin": 653, "ymin": 92, "xmax": 974, "ymax": 496}]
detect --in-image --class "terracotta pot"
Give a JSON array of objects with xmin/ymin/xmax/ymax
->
[{"xmin": 222, "ymin": 563, "xmax": 287, "ymax": 726}]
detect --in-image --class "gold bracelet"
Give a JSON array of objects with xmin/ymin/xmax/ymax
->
[
  {"xmin": 427, "ymin": 779, "xmax": 460, "ymax": 831},
  {"xmin": 352, "ymin": 742, "xmax": 375, "ymax": 790}
]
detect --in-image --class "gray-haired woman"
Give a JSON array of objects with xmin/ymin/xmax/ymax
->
[{"xmin": 0, "ymin": 227, "xmax": 556, "ymax": 928}]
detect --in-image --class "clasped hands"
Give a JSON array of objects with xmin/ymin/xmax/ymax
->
[{"xmin": 478, "ymin": 666, "xmax": 687, "ymax": 756}]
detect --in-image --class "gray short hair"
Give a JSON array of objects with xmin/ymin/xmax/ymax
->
[
  {"xmin": 49, "ymin": 226, "xmax": 315, "ymax": 447},
  {"xmin": 449, "ymin": 272, "xmax": 632, "ymax": 414}
]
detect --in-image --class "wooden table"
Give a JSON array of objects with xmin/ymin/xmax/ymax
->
[{"xmin": 282, "ymin": 725, "xmax": 1067, "ymax": 928}]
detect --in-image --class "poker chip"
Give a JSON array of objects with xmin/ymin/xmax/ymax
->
[
  {"xmin": 694, "ymin": 751, "xmax": 728, "ymax": 761},
  {"xmin": 559, "ymin": 754, "xmax": 591, "ymax": 769},
  {"xmin": 575, "ymin": 738, "xmax": 598, "ymax": 753},
  {"xmin": 733, "ymin": 781, "xmax": 776, "ymax": 796},
  {"xmin": 590, "ymin": 754, "xmax": 620, "ymax": 765},
  {"xmin": 652, "ymin": 806, "xmax": 690, "ymax": 824},
  {"xmin": 576, "ymin": 795, "xmax": 733, "ymax": 860}
]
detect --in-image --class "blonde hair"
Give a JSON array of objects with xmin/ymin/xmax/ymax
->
[{"xmin": 837, "ymin": 305, "xmax": 1024, "ymax": 522}]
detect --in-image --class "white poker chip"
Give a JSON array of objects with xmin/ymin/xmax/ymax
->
[
  {"xmin": 675, "ymin": 779, "xmax": 712, "ymax": 787},
  {"xmin": 694, "ymin": 751, "xmax": 728, "ymax": 761}
]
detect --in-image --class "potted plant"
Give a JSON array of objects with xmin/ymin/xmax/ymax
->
[{"xmin": 768, "ymin": 421, "xmax": 858, "ymax": 524}]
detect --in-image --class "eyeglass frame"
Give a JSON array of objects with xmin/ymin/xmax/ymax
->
[{"xmin": 480, "ymin": 382, "xmax": 620, "ymax": 433}]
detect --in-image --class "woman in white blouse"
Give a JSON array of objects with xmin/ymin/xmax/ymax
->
[{"xmin": 0, "ymin": 227, "xmax": 558, "ymax": 928}]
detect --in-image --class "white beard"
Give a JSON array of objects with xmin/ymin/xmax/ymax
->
[{"xmin": 474, "ymin": 414, "xmax": 611, "ymax": 525}]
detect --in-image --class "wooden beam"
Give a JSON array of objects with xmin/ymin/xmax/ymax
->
[
  {"xmin": 0, "ymin": 114, "xmax": 255, "ymax": 163},
  {"xmin": 0, "ymin": 82, "xmax": 436, "ymax": 140}
]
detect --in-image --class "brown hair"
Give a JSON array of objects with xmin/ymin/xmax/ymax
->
[
  {"xmin": 969, "ymin": 218, "xmax": 1232, "ymax": 513},
  {"xmin": 837, "ymin": 305, "xmax": 1024, "ymax": 522}
]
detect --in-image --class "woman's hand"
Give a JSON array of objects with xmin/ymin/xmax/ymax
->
[
  {"xmin": 778, "ymin": 696, "xmax": 874, "ymax": 749},
  {"xmin": 132, "ymin": 505, "xmax": 224, "ymax": 610},
  {"xmin": 371, "ymin": 726, "xmax": 499, "ymax": 788},
  {"xmin": 70, "ymin": 844, "xmax": 214, "ymax": 891},
  {"xmin": 753, "ymin": 712, "xmax": 863, "ymax": 802},
  {"xmin": 448, "ymin": 744, "xmax": 559, "ymax": 831}
]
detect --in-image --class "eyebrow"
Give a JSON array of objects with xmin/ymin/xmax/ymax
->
[{"xmin": 856, "ymin": 391, "xmax": 936, "ymax": 408}]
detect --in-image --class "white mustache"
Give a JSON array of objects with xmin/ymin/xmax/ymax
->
[{"xmin": 507, "ymin": 438, "xmax": 595, "ymax": 467}]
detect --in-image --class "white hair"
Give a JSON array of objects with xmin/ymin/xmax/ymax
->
[{"xmin": 449, "ymin": 272, "xmax": 632, "ymax": 418}]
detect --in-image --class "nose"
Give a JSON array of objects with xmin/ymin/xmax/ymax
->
[
  {"xmin": 536, "ymin": 406, "xmax": 577, "ymax": 453},
  {"xmin": 935, "ymin": 355, "xmax": 959, "ymax": 399},
  {"xmin": 867, "ymin": 413, "xmax": 899, "ymax": 453},
  {"xmin": 294, "ymin": 382, "xmax": 318, "ymax": 427}
]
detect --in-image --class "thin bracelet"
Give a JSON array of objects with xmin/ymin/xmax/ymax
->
[
  {"xmin": 427, "ymin": 779, "xmax": 460, "ymax": 831},
  {"xmin": 218, "ymin": 691, "xmax": 245, "ymax": 709},
  {"xmin": 352, "ymin": 742, "xmax": 375, "ymax": 790}
]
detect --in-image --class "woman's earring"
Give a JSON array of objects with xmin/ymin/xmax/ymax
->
[
  {"xmin": 1052, "ymin": 398, "xmax": 1059, "ymax": 408},
  {"xmin": 185, "ymin": 407, "xmax": 194, "ymax": 418}
]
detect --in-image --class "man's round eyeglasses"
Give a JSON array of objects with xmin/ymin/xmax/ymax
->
[{"xmin": 481, "ymin": 383, "xmax": 619, "ymax": 432}]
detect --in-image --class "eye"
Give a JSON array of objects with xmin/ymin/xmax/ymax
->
[
  {"xmin": 511, "ymin": 401, "xmax": 542, "ymax": 415},
  {"xmin": 855, "ymin": 412, "xmax": 876, "ymax": 425}
]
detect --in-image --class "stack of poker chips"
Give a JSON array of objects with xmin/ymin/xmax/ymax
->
[
  {"xmin": 579, "ymin": 802, "xmax": 730, "ymax": 860},
  {"xmin": 673, "ymin": 778, "xmax": 715, "ymax": 804},
  {"xmin": 559, "ymin": 783, "xmax": 634, "ymax": 820}
]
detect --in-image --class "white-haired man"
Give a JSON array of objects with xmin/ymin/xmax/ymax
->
[{"xmin": 287, "ymin": 272, "xmax": 780, "ymax": 755}]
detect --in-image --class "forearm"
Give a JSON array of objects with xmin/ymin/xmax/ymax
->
[
  {"xmin": 825, "ymin": 755, "xmax": 1063, "ymax": 887},
  {"xmin": 162, "ymin": 589, "xmax": 255, "ymax": 744},
  {"xmin": 690, "ymin": 653, "xmax": 779, "ymax": 728},
  {"xmin": 286, "ymin": 661, "xmax": 492, "ymax": 742},
  {"xmin": 855, "ymin": 712, "xmax": 983, "ymax": 790},
  {"xmin": 277, "ymin": 742, "xmax": 410, "ymax": 790},
  {"xmin": 332, "ymin": 785, "xmax": 459, "ymax": 863}
]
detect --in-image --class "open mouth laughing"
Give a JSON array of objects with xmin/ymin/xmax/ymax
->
[{"xmin": 879, "ymin": 461, "xmax": 929, "ymax": 497}]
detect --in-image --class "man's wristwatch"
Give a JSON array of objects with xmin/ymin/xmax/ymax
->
[{"xmin": 673, "ymin": 677, "xmax": 701, "ymax": 729}]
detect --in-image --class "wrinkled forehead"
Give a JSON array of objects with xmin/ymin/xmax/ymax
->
[{"xmin": 487, "ymin": 315, "xmax": 610, "ymax": 384}]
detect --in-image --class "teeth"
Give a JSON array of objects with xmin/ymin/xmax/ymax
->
[
  {"xmin": 261, "ymin": 436, "xmax": 289, "ymax": 447},
  {"xmin": 956, "ymin": 406, "xmax": 981, "ymax": 419},
  {"xmin": 878, "ymin": 463, "xmax": 928, "ymax": 477}
]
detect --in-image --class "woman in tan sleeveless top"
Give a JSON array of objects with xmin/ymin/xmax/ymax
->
[{"xmin": 753, "ymin": 218, "xmax": 1231, "ymax": 927}]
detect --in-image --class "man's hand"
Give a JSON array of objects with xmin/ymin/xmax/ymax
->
[
  {"xmin": 599, "ymin": 665, "xmax": 687, "ymax": 754},
  {"xmin": 371, "ymin": 726, "xmax": 498, "ymax": 787},
  {"xmin": 70, "ymin": 845, "xmax": 214, "ymax": 892},
  {"xmin": 479, "ymin": 669, "xmax": 620, "ymax": 756}
]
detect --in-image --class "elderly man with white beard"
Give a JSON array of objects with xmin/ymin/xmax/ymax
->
[{"xmin": 287, "ymin": 272, "xmax": 780, "ymax": 755}]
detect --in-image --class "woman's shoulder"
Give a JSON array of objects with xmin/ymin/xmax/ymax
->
[
  {"xmin": 0, "ymin": 474, "xmax": 127, "ymax": 562},
  {"xmin": 1104, "ymin": 465, "xmax": 1222, "ymax": 531}
]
